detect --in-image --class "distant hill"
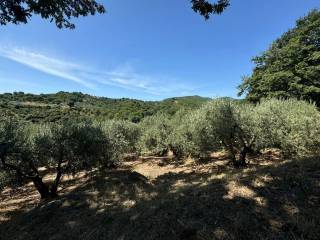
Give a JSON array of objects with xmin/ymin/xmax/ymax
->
[{"xmin": 0, "ymin": 92, "xmax": 210, "ymax": 123}]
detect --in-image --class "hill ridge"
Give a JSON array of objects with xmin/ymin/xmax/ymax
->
[{"xmin": 0, "ymin": 92, "xmax": 211, "ymax": 123}]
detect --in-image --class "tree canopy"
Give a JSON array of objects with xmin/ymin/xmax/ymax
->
[
  {"xmin": 191, "ymin": 0, "xmax": 230, "ymax": 19},
  {"xmin": 238, "ymin": 10, "xmax": 320, "ymax": 106},
  {"xmin": 1, "ymin": 98, "xmax": 320, "ymax": 198},
  {"xmin": 0, "ymin": 0, "xmax": 229, "ymax": 29},
  {"xmin": 0, "ymin": 0, "xmax": 106, "ymax": 29}
]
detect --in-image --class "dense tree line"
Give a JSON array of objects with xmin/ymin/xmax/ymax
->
[
  {"xmin": 1, "ymin": 98, "xmax": 320, "ymax": 198},
  {"xmin": 239, "ymin": 10, "xmax": 320, "ymax": 106},
  {"xmin": 0, "ymin": 117, "xmax": 138, "ymax": 197},
  {"xmin": 0, "ymin": 92, "xmax": 209, "ymax": 123},
  {"xmin": 137, "ymin": 98, "xmax": 320, "ymax": 165}
]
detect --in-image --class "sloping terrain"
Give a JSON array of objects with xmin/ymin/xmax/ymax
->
[
  {"xmin": 0, "ymin": 152, "xmax": 319, "ymax": 240},
  {"xmin": 0, "ymin": 92, "xmax": 210, "ymax": 123}
]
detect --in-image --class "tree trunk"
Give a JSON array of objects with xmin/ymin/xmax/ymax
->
[
  {"xmin": 227, "ymin": 145, "xmax": 237, "ymax": 166},
  {"xmin": 235, "ymin": 146, "xmax": 249, "ymax": 168},
  {"xmin": 50, "ymin": 171, "xmax": 62, "ymax": 197},
  {"xmin": 31, "ymin": 176, "xmax": 51, "ymax": 199},
  {"xmin": 50, "ymin": 155, "xmax": 63, "ymax": 197}
]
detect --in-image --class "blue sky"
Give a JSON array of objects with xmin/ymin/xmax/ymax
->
[{"xmin": 0, "ymin": 0, "xmax": 319, "ymax": 100}]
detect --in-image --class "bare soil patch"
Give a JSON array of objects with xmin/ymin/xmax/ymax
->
[{"xmin": 0, "ymin": 151, "xmax": 319, "ymax": 240}]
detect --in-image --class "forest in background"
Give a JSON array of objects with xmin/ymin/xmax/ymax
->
[{"xmin": 0, "ymin": 92, "xmax": 210, "ymax": 123}]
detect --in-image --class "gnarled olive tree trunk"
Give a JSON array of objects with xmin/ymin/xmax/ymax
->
[
  {"xmin": 223, "ymin": 141, "xmax": 249, "ymax": 168},
  {"xmin": 1, "ymin": 155, "xmax": 62, "ymax": 199},
  {"xmin": 30, "ymin": 175, "xmax": 51, "ymax": 199}
]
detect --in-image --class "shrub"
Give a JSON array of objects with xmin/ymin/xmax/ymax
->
[
  {"xmin": 0, "ymin": 119, "xmax": 110, "ymax": 198},
  {"xmin": 196, "ymin": 99, "xmax": 260, "ymax": 166},
  {"xmin": 136, "ymin": 110, "xmax": 203, "ymax": 159},
  {"xmin": 195, "ymin": 98, "xmax": 320, "ymax": 165},
  {"xmin": 0, "ymin": 170, "xmax": 16, "ymax": 190},
  {"xmin": 255, "ymin": 99, "xmax": 320, "ymax": 158},
  {"xmin": 137, "ymin": 113, "xmax": 172, "ymax": 156},
  {"xmin": 167, "ymin": 110, "xmax": 203, "ymax": 159},
  {"xmin": 99, "ymin": 120, "xmax": 141, "ymax": 163}
]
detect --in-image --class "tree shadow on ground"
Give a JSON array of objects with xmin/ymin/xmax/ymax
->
[{"xmin": 0, "ymin": 156, "xmax": 319, "ymax": 240}]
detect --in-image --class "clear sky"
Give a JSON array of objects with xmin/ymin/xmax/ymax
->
[{"xmin": 0, "ymin": 0, "xmax": 319, "ymax": 100}]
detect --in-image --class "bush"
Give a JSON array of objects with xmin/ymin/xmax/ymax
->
[
  {"xmin": 194, "ymin": 99, "xmax": 259, "ymax": 166},
  {"xmin": 1, "ymin": 97, "xmax": 319, "ymax": 199},
  {"xmin": 137, "ymin": 110, "xmax": 203, "ymax": 159},
  {"xmin": 34, "ymin": 120, "xmax": 111, "ymax": 170},
  {"xmin": 255, "ymin": 99, "xmax": 320, "ymax": 158},
  {"xmin": 137, "ymin": 113, "xmax": 172, "ymax": 156},
  {"xmin": 193, "ymin": 98, "xmax": 320, "ymax": 165},
  {"xmin": 167, "ymin": 110, "xmax": 203, "ymax": 159},
  {"xmin": 0, "ymin": 170, "xmax": 12, "ymax": 190},
  {"xmin": 99, "ymin": 120, "xmax": 141, "ymax": 163},
  {"xmin": 0, "ymin": 119, "xmax": 111, "ymax": 198}
]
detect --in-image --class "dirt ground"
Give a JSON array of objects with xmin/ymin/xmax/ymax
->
[{"xmin": 0, "ymin": 150, "xmax": 319, "ymax": 240}]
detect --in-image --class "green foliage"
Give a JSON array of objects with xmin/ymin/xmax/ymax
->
[
  {"xmin": 255, "ymin": 99, "xmax": 320, "ymax": 157},
  {"xmin": 0, "ymin": 92, "xmax": 210, "ymax": 123},
  {"xmin": 193, "ymin": 99, "xmax": 258, "ymax": 165},
  {"xmin": 0, "ymin": 118, "xmax": 112, "ymax": 197},
  {"xmin": 136, "ymin": 98, "xmax": 320, "ymax": 164},
  {"xmin": 239, "ymin": 10, "xmax": 320, "ymax": 106},
  {"xmin": 34, "ymin": 121, "xmax": 110, "ymax": 171},
  {"xmin": 0, "ymin": 169, "xmax": 17, "ymax": 190},
  {"xmin": 191, "ymin": 0, "xmax": 230, "ymax": 19},
  {"xmin": 0, "ymin": 170, "xmax": 7, "ymax": 189},
  {"xmin": 183, "ymin": 98, "xmax": 320, "ymax": 165},
  {"xmin": 166, "ymin": 110, "xmax": 201, "ymax": 159},
  {"xmin": 137, "ymin": 114, "xmax": 173, "ymax": 156},
  {"xmin": 99, "ymin": 120, "xmax": 141, "ymax": 164},
  {"xmin": 1, "ymin": 97, "xmax": 319, "ymax": 192},
  {"xmin": 0, "ymin": 1, "xmax": 229, "ymax": 29},
  {"xmin": 0, "ymin": 117, "xmax": 32, "ymax": 172},
  {"xmin": 0, "ymin": 0, "xmax": 105, "ymax": 29}
]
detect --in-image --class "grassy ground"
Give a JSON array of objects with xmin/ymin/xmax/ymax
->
[{"xmin": 0, "ymin": 151, "xmax": 319, "ymax": 240}]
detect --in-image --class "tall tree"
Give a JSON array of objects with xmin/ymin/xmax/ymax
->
[
  {"xmin": 0, "ymin": 0, "xmax": 229, "ymax": 29},
  {"xmin": 238, "ymin": 10, "xmax": 320, "ymax": 106}
]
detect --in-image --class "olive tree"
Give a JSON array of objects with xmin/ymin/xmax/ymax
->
[
  {"xmin": 167, "ymin": 110, "xmax": 203, "ymax": 159},
  {"xmin": 255, "ymin": 99, "xmax": 320, "ymax": 158},
  {"xmin": 99, "ymin": 120, "xmax": 141, "ymax": 164},
  {"xmin": 137, "ymin": 110, "xmax": 203, "ymax": 159},
  {"xmin": 0, "ymin": 119, "xmax": 41, "ymax": 192},
  {"xmin": 0, "ymin": 169, "xmax": 16, "ymax": 191},
  {"xmin": 137, "ymin": 113, "xmax": 173, "ymax": 156},
  {"xmin": 191, "ymin": 0, "xmax": 230, "ymax": 19},
  {"xmin": 0, "ymin": 119, "xmax": 109, "ymax": 199},
  {"xmin": 197, "ymin": 99, "xmax": 260, "ymax": 167},
  {"xmin": 0, "ymin": 0, "xmax": 105, "ymax": 29},
  {"xmin": 198, "ymin": 98, "xmax": 320, "ymax": 166}
]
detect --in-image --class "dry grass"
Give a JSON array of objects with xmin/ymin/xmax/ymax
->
[{"xmin": 0, "ymin": 150, "xmax": 319, "ymax": 240}]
